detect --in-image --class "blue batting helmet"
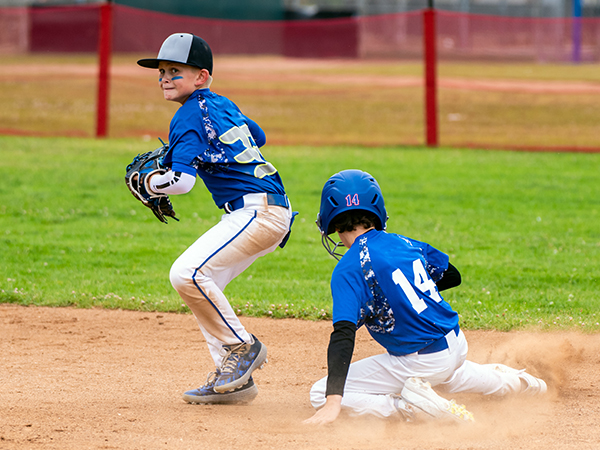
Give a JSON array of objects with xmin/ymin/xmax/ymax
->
[{"xmin": 317, "ymin": 169, "xmax": 387, "ymax": 236}]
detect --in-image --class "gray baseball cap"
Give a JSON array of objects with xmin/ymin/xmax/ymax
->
[{"xmin": 137, "ymin": 33, "xmax": 213, "ymax": 74}]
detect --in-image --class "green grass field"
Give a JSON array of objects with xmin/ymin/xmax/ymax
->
[{"xmin": 1, "ymin": 136, "xmax": 598, "ymax": 331}]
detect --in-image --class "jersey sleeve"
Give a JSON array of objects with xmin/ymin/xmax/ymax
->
[
  {"xmin": 163, "ymin": 96, "xmax": 216, "ymax": 176},
  {"xmin": 400, "ymin": 236, "xmax": 449, "ymax": 283},
  {"xmin": 164, "ymin": 125, "xmax": 205, "ymax": 177},
  {"xmin": 330, "ymin": 261, "xmax": 366, "ymax": 326},
  {"xmin": 245, "ymin": 117, "xmax": 266, "ymax": 148}
]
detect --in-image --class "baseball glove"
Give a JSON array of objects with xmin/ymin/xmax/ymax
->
[{"xmin": 125, "ymin": 140, "xmax": 179, "ymax": 224}]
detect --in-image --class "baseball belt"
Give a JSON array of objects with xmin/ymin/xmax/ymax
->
[
  {"xmin": 224, "ymin": 193, "xmax": 289, "ymax": 213},
  {"xmin": 417, "ymin": 324, "xmax": 461, "ymax": 355}
]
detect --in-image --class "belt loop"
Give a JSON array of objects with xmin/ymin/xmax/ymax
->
[
  {"xmin": 446, "ymin": 325, "xmax": 460, "ymax": 353},
  {"xmin": 224, "ymin": 202, "xmax": 232, "ymax": 214}
]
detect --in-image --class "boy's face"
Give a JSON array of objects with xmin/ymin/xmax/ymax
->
[{"xmin": 158, "ymin": 62, "xmax": 205, "ymax": 104}]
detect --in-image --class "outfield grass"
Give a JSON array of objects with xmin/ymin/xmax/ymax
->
[
  {"xmin": 1, "ymin": 136, "xmax": 598, "ymax": 331},
  {"xmin": 2, "ymin": 55, "xmax": 599, "ymax": 148}
]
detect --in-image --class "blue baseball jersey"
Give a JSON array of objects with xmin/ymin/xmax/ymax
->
[
  {"xmin": 163, "ymin": 89, "xmax": 286, "ymax": 209},
  {"xmin": 331, "ymin": 229, "xmax": 459, "ymax": 356}
]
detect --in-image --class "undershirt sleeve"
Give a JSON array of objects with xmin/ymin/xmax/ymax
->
[
  {"xmin": 435, "ymin": 262, "xmax": 462, "ymax": 292},
  {"xmin": 148, "ymin": 171, "xmax": 196, "ymax": 195},
  {"xmin": 325, "ymin": 320, "xmax": 356, "ymax": 397}
]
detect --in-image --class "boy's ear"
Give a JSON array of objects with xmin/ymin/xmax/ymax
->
[{"xmin": 196, "ymin": 69, "xmax": 211, "ymax": 87}]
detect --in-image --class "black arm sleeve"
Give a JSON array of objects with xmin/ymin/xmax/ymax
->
[
  {"xmin": 325, "ymin": 320, "xmax": 356, "ymax": 397},
  {"xmin": 435, "ymin": 262, "xmax": 461, "ymax": 292}
]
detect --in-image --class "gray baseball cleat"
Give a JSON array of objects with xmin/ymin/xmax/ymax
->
[
  {"xmin": 183, "ymin": 370, "xmax": 258, "ymax": 405},
  {"xmin": 401, "ymin": 377, "xmax": 475, "ymax": 423},
  {"xmin": 213, "ymin": 334, "xmax": 267, "ymax": 393}
]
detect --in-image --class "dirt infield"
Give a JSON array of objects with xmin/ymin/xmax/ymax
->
[{"xmin": 1, "ymin": 304, "xmax": 599, "ymax": 450}]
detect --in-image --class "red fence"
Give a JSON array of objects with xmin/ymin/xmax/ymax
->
[
  {"xmin": 436, "ymin": 11, "xmax": 600, "ymax": 63},
  {"xmin": 1, "ymin": 4, "xmax": 599, "ymax": 149},
  {"xmin": 3, "ymin": 5, "xmax": 599, "ymax": 62}
]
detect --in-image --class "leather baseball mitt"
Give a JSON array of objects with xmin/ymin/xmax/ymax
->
[{"xmin": 125, "ymin": 140, "xmax": 178, "ymax": 224}]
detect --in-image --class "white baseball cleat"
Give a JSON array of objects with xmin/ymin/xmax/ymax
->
[
  {"xmin": 484, "ymin": 363, "xmax": 547, "ymax": 395},
  {"xmin": 401, "ymin": 377, "xmax": 475, "ymax": 423}
]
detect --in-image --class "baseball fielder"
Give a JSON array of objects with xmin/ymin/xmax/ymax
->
[
  {"xmin": 135, "ymin": 33, "xmax": 295, "ymax": 404},
  {"xmin": 304, "ymin": 170, "xmax": 547, "ymax": 425}
]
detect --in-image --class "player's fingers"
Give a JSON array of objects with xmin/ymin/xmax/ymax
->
[
  {"xmin": 302, "ymin": 417, "xmax": 322, "ymax": 425},
  {"xmin": 302, "ymin": 414, "xmax": 332, "ymax": 426}
]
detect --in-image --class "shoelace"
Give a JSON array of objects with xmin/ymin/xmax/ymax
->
[
  {"xmin": 202, "ymin": 370, "xmax": 219, "ymax": 389},
  {"xmin": 219, "ymin": 342, "xmax": 248, "ymax": 374}
]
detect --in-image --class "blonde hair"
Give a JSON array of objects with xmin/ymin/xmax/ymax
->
[
  {"xmin": 194, "ymin": 70, "xmax": 212, "ymax": 89},
  {"xmin": 202, "ymin": 75, "xmax": 213, "ymax": 89}
]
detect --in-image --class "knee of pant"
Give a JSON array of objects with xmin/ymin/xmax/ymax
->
[
  {"xmin": 169, "ymin": 261, "xmax": 195, "ymax": 292},
  {"xmin": 170, "ymin": 261, "xmax": 215, "ymax": 293}
]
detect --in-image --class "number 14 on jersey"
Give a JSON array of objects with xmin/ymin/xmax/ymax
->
[{"xmin": 392, "ymin": 259, "xmax": 442, "ymax": 313}]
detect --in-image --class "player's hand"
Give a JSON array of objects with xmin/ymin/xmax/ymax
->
[{"xmin": 303, "ymin": 395, "xmax": 342, "ymax": 426}]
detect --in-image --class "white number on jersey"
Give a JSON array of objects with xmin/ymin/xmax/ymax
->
[
  {"xmin": 219, "ymin": 124, "xmax": 277, "ymax": 179},
  {"xmin": 392, "ymin": 259, "xmax": 442, "ymax": 314},
  {"xmin": 412, "ymin": 259, "xmax": 443, "ymax": 303},
  {"xmin": 392, "ymin": 268, "xmax": 426, "ymax": 313}
]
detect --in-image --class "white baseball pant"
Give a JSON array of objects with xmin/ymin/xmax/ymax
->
[
  {"xmin": 309, "ymin": 329, "xmax": 524, "ymax": 418},
  {"xmin": 169, "ymin": 193, "xmax": 292, "ymax": 366}
]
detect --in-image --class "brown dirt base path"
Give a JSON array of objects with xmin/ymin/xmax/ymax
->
[{"xmin": 1, "ymin": 304, "xmax": 599, "ymax": 450}]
